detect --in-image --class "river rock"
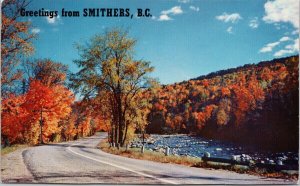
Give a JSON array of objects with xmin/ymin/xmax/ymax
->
[
  {"xmin": 158, "ymin": 148, "xmax": 165, "ymax": 153},
  {"xmin": 281, "ymin": 156, "xmax": 288, "ymax": 160},
  {"xmin": 241, "ymin": 154, "xmax": 251, "ymax": 161},
  {"xmin": 204, "ymin": 152, "xmax": 211, "ymax": 158},
  {"xmin": 276, "ymin": 160, "xmax": 283, "ymax": 165},
  {"xmin": 249, "ymin": 160, "xmax": 255, "ymax": 165},
  {"xmin": 199, "ymin": 141, "xmax": 208, "ymax": 144},
  {"xmin": 147, "ymin": 140, "xmax": 155, "ymax": 145}
]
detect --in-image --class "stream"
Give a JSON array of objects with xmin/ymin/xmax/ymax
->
[{"xmin": 131, "ymin": 134, "xmax": 298, "ymax": 167}]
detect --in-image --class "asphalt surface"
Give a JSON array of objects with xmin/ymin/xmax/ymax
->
[{"xmin": 7, "ymin": 132, "xmax": 297, "ymax": 184}]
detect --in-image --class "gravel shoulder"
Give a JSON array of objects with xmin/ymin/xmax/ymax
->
[{"xmin": 1, "ymin": 147, "xmax": 35, "ymax": 183}]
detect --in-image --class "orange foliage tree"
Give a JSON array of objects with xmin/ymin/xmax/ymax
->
[
  {"xmin": 23, "ymin": 80, "xmax": 74, "ymax": 143},
  {"xmin": 1, "ymin": 80, "xmax": 74, "ymax": 145},
  {"xmin": 1, "ymin": 95, "xmax": 29, "ymax": 145}
]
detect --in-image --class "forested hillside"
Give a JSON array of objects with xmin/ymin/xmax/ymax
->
[{"xmin": 146, "ymin": 55, "xmax": 299, "ymax": 151}]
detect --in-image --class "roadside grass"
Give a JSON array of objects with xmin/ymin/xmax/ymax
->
[
  {"xmin": 98, "ymin": 139, "xmax": 298, "ymax": 181},
  {"xmin": 1, "ymin": 144, "xmax": 30, "ymax": 156},
  {"xmin": 98, "ymin": 140, "xmax": 201, "ymax": 167}
]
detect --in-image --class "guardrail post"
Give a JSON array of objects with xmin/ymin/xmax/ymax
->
[
  {"xmin": 141, "ymin": 145, "xmax": 145, "ymax": 153},
  {"xmin": 165, "ymin": 147, "xmax": 170, "ymax": 156}
]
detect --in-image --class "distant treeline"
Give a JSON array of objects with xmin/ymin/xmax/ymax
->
[{"xmin": 189, "ymin": 56, "xmax": 297, "ymax": 82}]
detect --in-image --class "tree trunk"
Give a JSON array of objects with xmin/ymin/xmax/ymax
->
[
  {"xmin": 118, "ymin": 117, "xmax": 124, "ymax": 146},
  {"xmin": 118, "ymin": 119, "xmax": 123, "ymax": 146},
  {"xmin": 114, "ymin": 120, "xmax": 118, "ymax": 146},
  {"xmin": 40, "ymin": 109, "xmax": 44, "ymax": 144},
  {"xmin": 111, "ymin": 124, "xmax": 114, "ymax": 144},
  {"xmin": 116, "ymin": 92, "xmax": 124, "ymax": 146},
  {"xmin": 122, "ymin": 121, "xmax": 129, "ymax": 145}
]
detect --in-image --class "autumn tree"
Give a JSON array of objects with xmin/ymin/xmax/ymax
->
[
  {"xmin": 23, "ymin": 80, "xmax": 74, "ymax": 144},
  {"xmin": 21, "ymin": 59, "xmax": 73, "ymax": 143},
  {"xmin": 2, "ymin": 59, "xmax": 74, "ymax": 145},
  {"xmin": 123, "ymin": 94, "xmax": 152, "ymax": 144},
  {"xmin": 1, "ymin": 0, "xmax": 35, "ymax": 96},
  {"xmin": 63, "ymin": 115, "xmax": 77, "ymax": 141},
  {"xmin": 1, "ymin": 80, "xmax": 74, "ymax": 145},
  {"xmin": 22, "ymin": 59, "xmax": 68, "ymax": 92},
  {"xmin": 1, "ymin": 94, "xmax": 28, "ymax": 145},
  {"xmin": 216, "ymin": 98, "xmax": 231, "ymax": 126},
  {"xmin": 71, "ymin": 28, "xmax": 154, "ymax": 146}
]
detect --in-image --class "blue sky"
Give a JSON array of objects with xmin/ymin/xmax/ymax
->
[{"xmin": 26, "ymin": 0, "xmax": 299, "ymax": 84}]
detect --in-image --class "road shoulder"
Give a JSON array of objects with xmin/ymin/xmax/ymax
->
[{"xmin": 1, "ymin": 147, "xmax": 35, "ymax": 183}]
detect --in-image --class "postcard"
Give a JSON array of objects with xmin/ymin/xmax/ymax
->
[{"xmin": 1, "ymin": 0, "xmax": 299, "ymax": 184}]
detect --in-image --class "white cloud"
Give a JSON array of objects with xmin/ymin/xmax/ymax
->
[
  {"xmin": 285, "ymin": 40, "xmax": 297, "ymax": 50},
  {"xmin": 274, "ymin": 38, "xmax": 299, "ymax": 57},
  {"xmin": 216, "ymin": 12, "xmax": 242, "ymax": 23},
  {"xmin": 161, "ymin": 6, "xmax": 183, "ymax": 15},
  {"xmin": 292, "ymin": 38, "xmax": 299, "ymax": 51},
  {"xmin": 189, "ymin": 6, "xmax": 199, "ymax": 12},
  {"xmin": 279, "ymin": 36, "xmax": 290, "ymax": 42},
  {"xmin": 157, "ymin": 6, "xmax": 183, "ymax": 21},
  {"xmin": 31, "ymin": 28, "xmax": 41, "ymax": 34},
  {"xmin": 178, "ymin": 0, "xmax": 190, "ymax": 3},
  {"xmin": 46, "ymin": 15, "xmax": 60, "ymax": 24},
  {"xmin": 158, "ymin": 14, "xmax": 173, "ymax": 21},
  {"xmin": 249, "ymin": 17, "xmax": 259, "ymax": 29},
  {"xmin": 259, "ymin": 36, "xmax": 293, "ymax": 53},
  {"xmin": 260, "ymin": 41, "xmax": 280, "ymax": 53},
  {"xmin": 227, "ymin": 26, "xmax": 233, "ymax": 34},
  {"xmin": 263, "ymin": 0, "xmax": 299, "ymax": 29},
  {"xmin": 274, "ymin": 49, "xmax": 293, "ymax": 57}
]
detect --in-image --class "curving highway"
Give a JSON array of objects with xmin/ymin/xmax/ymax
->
[{"xmin": 13, "ymin": 133, "xmax": 296, "ymax": 184}]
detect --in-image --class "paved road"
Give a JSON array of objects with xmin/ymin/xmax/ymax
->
[{"xmin": 15, "ymin": 133, "xmax": 296, "ymax": 184}]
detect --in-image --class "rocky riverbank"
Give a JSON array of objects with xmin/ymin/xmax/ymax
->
[{"xmin": 129, "ymin": 134, "xmax": 298, "ymax": 169}]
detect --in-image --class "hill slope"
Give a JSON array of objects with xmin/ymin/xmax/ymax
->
[{"xmin": 146, "ymin": 55, "xmax": 299, "ymax": 151}]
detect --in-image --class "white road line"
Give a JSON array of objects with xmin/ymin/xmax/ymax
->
[{"xmin": 67, "ymin": 144, "xmax": 179, "ymax": 185}]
